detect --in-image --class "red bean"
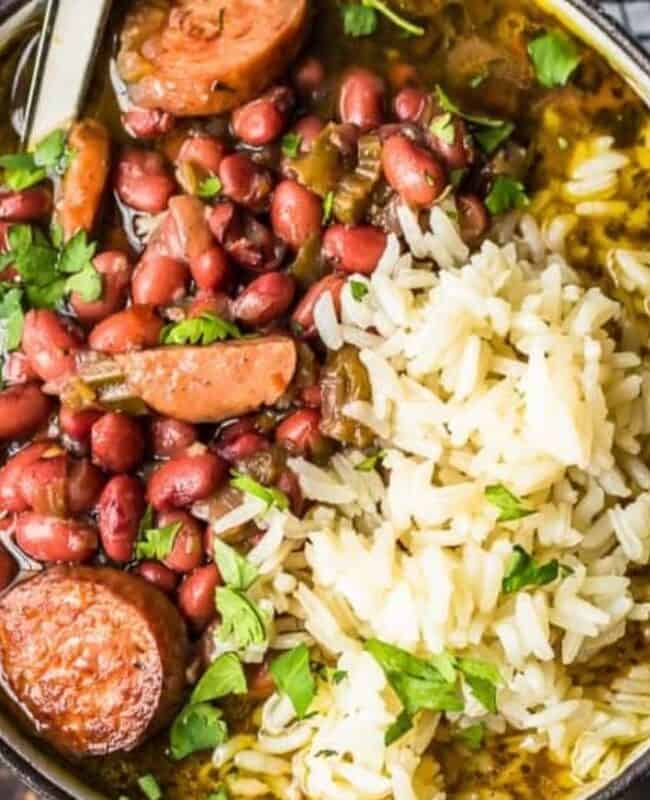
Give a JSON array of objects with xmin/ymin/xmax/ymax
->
[
  {"xmin": 275, "ymin": 409, "xmax": 323, "ymax": 456},
  {"xmin": 177, "ymin": 563, "xmax": 222, "ymax": 629},
  {"xmin": 116, "ymin": 148, "xmax": 176, "ymax": 213},
  {"xmin": 132, "ymin": 255, "xmax": 189, "ymax": 306},
  {"xmin": 428, "ymin": 118, "xmax": 474, "ymax": 171},
  {"xmin": 233, "ymin": 272, "xmax": 295, "ymax": 327},
  {"xmin": 71, "ymin": 250, "xmax": 132, "ymax": 324},
  {"xmin": 0, "ymin": 544, "xmax": 17, "ymax": 591},
  {"xmin": 187, "ymin": 291, "xmax": 232, "ymax": 320},
  {"xmin": 2, "ymin": 352, "xmax": 38, "ymax": 385},
  {"xmin": 0, "ymin": 187, "xmax": 52, "ymax": 221},
  {"xmin": 150, "ymin": 417, "xmax": 198, "ymax": 459},
  {"xmin": 88, "ymin": 305, "xmax": 163, "ymax": 354},
  {"xmin": 0, "ymin": 384, "xmax": 53, "ymax": 441},
  {"xmin": 276, "ymin": 468, "xmax": 305, "ymax": 517},
  {"xmin": 97, "ymin": 475, "xmax": 145, "ymax": 562},
  {"xmin": 301, "ymin": 384, "xmax": 322, "ymax": 408},
  {"xmin": 133, "ymin": 561, "xmax": 179, "ymax": 594},
  {"xmin": 59, "ymin": 407, "xmax": 103, "ymax": 443},
  {"xmin": 339, "ymin": 68, "xmax": 385, "ymax": 131},
  {"xmin": 148, "ymin": 451, "xmax": 227, "ymax": 510},
  {"xmin": 292, "ymin": 57, "xmax": 325, "ymax": 95},
  {"xmin": 91, "ymin": 413, "xmax": 145, "ymax": 473},
  {"xmin": 218, "ymin": 153, "xmax": 273, "ymax": 211},
  {"xmin": 16, "ymin": 513, "xmax": 98, "ymax": 563},
  {"xmin": 271, "ymin": 180, "xmax": 322, "ymax": 250},
  {"xmin": 67, "ymin": 458, "xmax": 105, "ymax": 514},
  {"xmin": 189, "ymin": 246, "xmax": 230, "ymax": 292},
  {"xmin": 456, "ymin": 194, "xmax": 490, "ymax": 244},
  {"xmin": 322, "ymin": 224, "xmax": 387, "ymax": 275},
  {"xmin": 232, "ymin": 86, "xmax": 294, "ymax": 146},
  {"xmin": 382, "ymin": 134, "xmax": 446, "ymax": 208},
  {"xmin": 393, "ymin": 87, "xmax": 432, "ymax": 124},
  {"xmin": 21, "ymin": 310, "xmax": 82, "ymax": 382},
  {"xmin": 291, "ymin": 115, "xmax": 325, "ymax": 154},
  {"xmin": 217, "ymin": 432, "xmax": 270, "ymax": 464},
  {"xmin": 122, "ymin": 108, "xmax": 175, "ymax": 140},
  {"xmin": 292, "ymin": 274, "xmax": 345, "ymax": 336},
  {"xmin": 177, "ymin": 135, "xmax": 227, "ymax": 175},
  {"xmin": 246, "ymin": 661, "xmax": 276, "ymax": 701},
  {"xmin": 0, "ymin": 442, "xmax": 53, "ymax": 512},
  {"xmin": 19, "ymin": 453, "xmax": 67, "ymax": 516},
  {"xmin": 159, "ymin": 510, "xmax": 204, "ymax": 573}
]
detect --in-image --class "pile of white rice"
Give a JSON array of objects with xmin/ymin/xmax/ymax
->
[{"xmin": 209, "ymin": 152, "xmax": 650, "ymax": 799}]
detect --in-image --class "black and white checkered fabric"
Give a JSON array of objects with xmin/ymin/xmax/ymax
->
[{"xmin": 601, "ymin": 0, "xmax": 650, "ymax": 48}]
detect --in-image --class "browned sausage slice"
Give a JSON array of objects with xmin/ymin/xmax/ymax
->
[
  {"xmin": 0, "ymin": 567, "xmax": 188, "ymax": 757},
  {"xmin": 117, "ymin": 334, "xmax": 297, "ymax": 423},
  {"xmin": 56, "ymin": 120, "xmax": 111, "ymax": 240},
  {"xmin": 117, "ymin": 0, "xmax": 309, "ymax": 116}
]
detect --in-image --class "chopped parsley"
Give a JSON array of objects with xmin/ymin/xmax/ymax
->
[
  {"xmin": 281, "ymin": 132, "xmax": 303, "ymax": 159},
  {"xmin": 502, "ymin": 545, "xmax": 574, "ymax": 595},
  {"xmin": 216, "ymin": 587, "xmax": 267, "ymax": 650},
  {"xmin": 457, "ymin": 658, "xmax": 502, "ymax": 714},
  {"xmin": 485, "ymin": 483, "xmax": 534, "ymax": 522},
  {"xmin": 191, "ymin": 652, "xmax": 247, "ymax": 704},
  {"xmin": 0, "ymin": 129, "xmax": 72, "ymax": 191},
  {"xmin": 528, "ymin": 31, "xmax": 581, "ymax": 89},
  {"xmin": 350, "ymin": 280, "xmax": 369, "ymax": 301},
  {"xmin": 169, "ymin": 702, "xmax": 228, "ymax": 761},
  {"xmin": 230, "ymin": 471, "xmax": 289, "ymax": 511},
  {"xmin": 485, "ymin": 176, "xmax": 530, "ymax": 216},
  {"xmin": 355, "ymin": 449, "xmax": 386, "ymax": 472},
  {"xmin": 213, "ymin": 538, "xmax": 258, "ymax": 591},
  {"xmin": 0, "ymin": 285, "xmax": 25, "ymax": 361},
  {"xmin": 435, "ymin": 85, "xmax": 515, "ymax": 155},
  {"xmin": 197, "ymin": 176, "xmax": 222, "ymax": 199},
  {"xmin": 430, "ymin": 113, "xmax": 456, "ymax": 145},
  {"xmin": 160, "ymin": 313, "xmax": 242, "ymax": 346},
  {"xmin": 473, "ymin": 121, "xmax": 515, "ymax": 155},
  {"xmin": 137, "ymin": 774, "xmax": 162, "ymax": 800},
  {"xmin": 342, "ymin": 0, "xmax": 424, "ymax": 38},
  {"xmin": 456, "ymin": 722, "xmax": 485, "ymax": 750},
  {"xmin": 134, "ymin": 507, "xmax": 181, "ymax": 561},
  {"xmin": 270, "ymin": 644, "xmax": 316, "ymax": 718}
]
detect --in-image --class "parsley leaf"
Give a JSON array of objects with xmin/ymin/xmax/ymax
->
[
  {"xmin": 213, "ymin": 538, "xmax": 258, "ymax": 590},
  {"xmin": 137, "ymin": 774, "xmax": 162, "ymax": 800},
  {"xmin": 58, "ymin": 230, "xmax": 97, "ymax": 274},
  {"xmin": 198, "ymin": 176, "xmax": 223, "ymax": 199},
  {"xmin": 0, "ymin": 286, "xmax": 25, "ymax": 354},
  {"xmin": 169, "ymin": 703, "xmax": 228, "ymax": 761},
  {"xmin": 457, "ymin": 658, "xmax": 502, "ymax": 714},
  {"xmin": 281, "ymin": 133, "xmax": 303, "ymax": 159},
  {"xmin": 528, "ymin": 31, "xmax": 581, "ymax": 89},
  {"xmin": 436, "ymin": 85, "xmax": 506, "ymax": 129},
  {"xmin": 322, "ymin": 190, "xmax": 335, "ymax": 224},
  {"xmin": 191, "ymin": 652, "xmax": 247, "ymax": 704},
  {"xmin": 134, "ymin": 520, "xmax": 182, "ymax": 561},
  {"xmin": 485, "ymin": 483, "xmax": 534, "ymax": 522},
  {"xmin": 207, "ymin": 791, "xmax": 229, "ymax": 800},
  {"xmin": 230, "ymin": 471, "xmax": 289, "ymax": 511},
  {"xmin": 216, "ymin": 587, "xmax": 267, "ymax": 650},
  {"xmin": 350, "ymin": 280, "xmax": 369, "ymax": 301},
  {"xmin": 457, "ymin": 723, "xmax": 485, "ymax": 750},
  {"xmin": 65, "ymin": 266, "xmax": 102, "ymax": 302},
  {"xmin": 0, "ymin": 129, "xmax": 71, "ymax": 191},
  {"xmin": 385, "ymin": 709, "xmax": 414, "ymax": 746},
  {"xmin": 435, "ymin": 85, "xmax": 514, "ymax": 155},
  {"xmin": 429, "ymin": 650, "xmax": 458, "ymax": 684},
  {"xmin": 355, "ymin": 449, "xmax": 386, "ymax": 472},
  {"xmin": 473, "ymin": 121, "xmax": 515, "ymax": 154},
  {"xmin": 270, "ymin": 644, "xmax": 316, "ymax": 718},
  {"xmin": 160, "ymin": 313, "xmax": 242, "ymax": 346},
  {"xmin": 485, "ymin": 176, "xmax": 529, "ymax": 216},
  {"xmin": 430, "ymin": 113, "xmax": 456, "ymax": 145},
  {"xmin": 342, "ymin": 3, "xmax": 378, "ymax": 36},
  {"xmin": 33, "ymin": 129, "xmax": 72, "ymax": 173},
  {"xmin": 502, "ymin": 545, "xmax": 572, "ymax": 594}
]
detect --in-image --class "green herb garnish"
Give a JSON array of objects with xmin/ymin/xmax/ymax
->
[
  {"xmin": 485, "ymin": 483, "xmax": 534, "ymax": 522},
  {"xmin": 435, "ymin": 85, "xmax": 514, "ymax": 155},
  {"xmin": 322, "ymin": 190, "xmax": 335, "ymax": 224},
  {"xmin": 342, "ymin": 0, "xmax": 424, "ymax": 38},
  {"xmin": 355, "ymin": 449, "xmax": 386, "ymax": 472},
  {"xmin": 281, "ymin": 133, "xmax": 303, "ymax": 159},
  {"xmin": 216, "ymin": 587, "xmax": 267, "ymax": 650},
  {"xmin": 350, "ymin": 280, "xmax": 369, "ymax": 301},
  {"xmin": 528, "ymin": 31, "xmax": 581, "ymax": 89},
  {"xmin": 0, "ymin": 129, "xmax": 71, "ymax": 191},
  {"xmin": 484, "ymin": 176, "xmax": 530, "ymax": 216},
  {"xmin": 456, "ymin": 723, "xmax": 485, "ymax": 750},
  {"xmin": 137, "ymin": 774, "xmax": 162, "ymax": 800},
  {"xmin": 160, "ymin": 313, "xmax": 242, "ymax": 346},
  {"xmin": 169, "ymin": 703, "xmax": 228, "ymax": 761},
  {"xmin": 502, "ymin": 545, "xmax": 573, "ymax": 595},
  {"xmin": 270, "ymin": 644, "xmax": 316, "ymax": 718},
  {"xmin": 134, "ymin": 520, "xmax": 182, "ymax": 561},
  {"xmin": 197, "ymin": 176, "xmax": 223, "ymax": 200},
  {"xmin": 213, "ymin": 538, "xmax": 258, "ymax": 590},
  {"xmin": 191, "ymin": 652, "xmax": 247, "ymax": 704},
  {"xmin": 430, "ymin": 113, "xmax": 456, "ymax": 145},
  {"xmin": 230, "ymin": 471, "xmax": 289, "ymax": 511}
]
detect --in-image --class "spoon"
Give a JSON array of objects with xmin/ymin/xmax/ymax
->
[{"xmin": 21, "ymin": 0, "xmax": 112, "ymax": 148}]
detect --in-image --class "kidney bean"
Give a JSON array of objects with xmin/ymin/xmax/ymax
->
[
  {"xmin": 91, "ymin": 413, "xmax": 145, "ymax": 473},
  {"xmin": 208, "ymin": 201, "xmax": 239, "ymax": 243},
  {"xmin": 339, "ymin": 68, "xmax": 385, "ymax": 131},
  {"xmin": 218, "ymin": 418, "xmax": 257, "ymax": 444},
  {"xmin": 122, "ymin": 108, "xmax": 176, "ymax": 140},
  {"xmin": 428, "ymin": 118, "xmax": 474, "ymax": 171},
  {"xmin": 0, "ymin": 545, "xmax": 17, "ymax": 591},
  {"xmin": 208, "ymin": 202, "xmax": 284, "ymax": 273},
  {"xmin": 275, "ymin": 409, "xmax": 323, "ymax": 457},
  {"xmin": 177, "ymin": 135, "xmax": 227, "ymax": 175},
  {"xmin": 0, "ymin": 442, "xmax": 53, "ymax": 512},
  {"xmin": 232, "ymin": 86, "xmax": 294, "ymax": 146},
  {"xmin": 88, "ymin": 305, "xmax": 163, "ymax": 354},
  {"xmin": 382, "ymin": 134, "xmax": 446, "ymax": 208},
  {"xmin": 177, "ymin": 563, "xmax": 222, "ymax": 630},
  {"xmin": 22, "ymin": 310, "xmax": 83, "ymax": 383},
  {"xmin": 2, "ymin": 352, "xmax": 37, "ymax": 385},
  {"xmin": 187, "ymin": 291, "xmax": 232, "ymax": 320},
  {"xmin": 132, "ymin": 255, "xmax": 189, "ymax": 306},
  {"xmin": 322, "ymin": 224, "xmax": 387, "ymax": 275},
  {"xmin": 218, "ymin": 153, "xmax": 273, "ymax": 211},
  {"xmin": 456, "ymin": 194, "xmax": 490, "ymax": 244},
  {"xmin": 148, "ymin": 451, "xmax": 226, "ymax": 511},
  {"xmin": 133, "ymin": 561, "xmax": 179, "ymax": 594},
  {"xmin": 291, "ymin": 115, "xmax": 325, "ymax": 154},
  {"xmin": 0, "ymin": 187, "xmax": 52, "ymax": 221},
  {"xmin": 158, "ymin": 510, "xmax": 204, "ymax": 573},
  {"xmin": 19, "ymin": 453, "xmax": 67, "ymax": 516},
  {"xmin": 0, "ymin": 384, "xmax": 53, "ymax": 441},
  {"xmin": 271, "ymin": 180, "xmax": 322, "ymax": 250},
  {"xmin": 151, "ymin": 417, "xmax": 198, "ymax": 459},
  {"xmin": 97, "ymin": 475, "xmax": 145, "ymax": 562},
  {"xmin": 233, "ymin": 272, "xmax": 295, "ymax": 327},
  {"xmin": 301, "ymin": 384, "xmax": 322, "ymax": 408},
  {"xmin": 115, "ymin": 148, "xmax": 176, "ymax": 213},
  {"xmin": 59, "ymin": 407, "xmax": 103, "ymax": 443},
  {"xmin": 293, "ymin": 57, "xmax": 325, "ymax": 95},
  {"xmin": 292, "ymin": 273, "xmax": 345, "ymax": 336},
  {"xmin": 245, "ymin": 660, "xmax": 276, "ymax": 702},
  {"xmin": 217, "ymin": 432, "xmax": 270, "ymax": 464},
  {"xmin": 71, "ymin": 250, "xmax": 133, "ymax": 324},
  {"xmin": 276, "ymin": 468, "xmax": 305, "ymax": 517},
  {"xmin": 16, "ymin": 513, "xmax": 98, "ymax": 563},
  {"xmin": 189, "ymin": 246, "xmax": 230, "ymax": 292},
  {"xmin": 393, "ymin": 87, "xmax": 433, "ymax": 124},
  {"xmin": 67, "ymin": 459, "xmax": 105, "ymax": 514}
]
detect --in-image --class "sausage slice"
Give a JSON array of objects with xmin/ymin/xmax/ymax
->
[
  {"xmin": 117, "ymin": 0, "xmax": 309, "ymax": 116},
  {"xmin": 0, "ymin": 567, "xmax": 189, "ymax": 757},
  {"xmin": 117, "ymin": 334, "xmax": 297, "ymax": 423}
]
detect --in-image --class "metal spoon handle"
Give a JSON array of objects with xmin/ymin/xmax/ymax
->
[{"xmin": 22, "ymin": 0, "xmax": 112, "ymax": 148}]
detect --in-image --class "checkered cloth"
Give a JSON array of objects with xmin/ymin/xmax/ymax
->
[{"xmin": 601, "ymin": 0, "xmax": 650, "ymax": 48}]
